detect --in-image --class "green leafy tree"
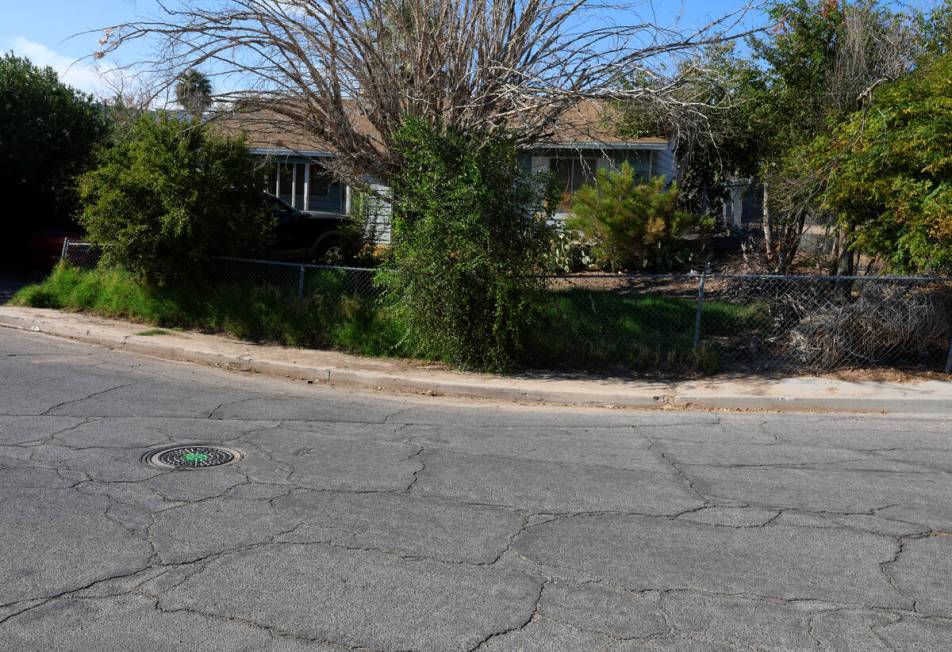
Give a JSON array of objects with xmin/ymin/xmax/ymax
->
[
  {"xmin": 805, "ymin": 54, "xmax": 952, "ymax": 273},
  {"xmin": 621, "ymin": 0, "xmax": 947, "ymax": 273},
  {"xmin": 78, "ymin": 113, "xmax": 272, "ymax": 283},
  {"xmin": 617, "ymin": 0, "xmax": 851, "ymax": 218},
  {"xmin": 385, "ymin": 118, "xmax": 556, "ymax": 370},
  {"xmin": 749, "ymin": 0, "xmax": 844, "ymax": 143},
  {"xmin": 567, "ymin": 164, "xmax": 710, "ymax": 271},
  {"xmin": 753, "ymin": 0, "xmax": 849, "ymax": 271},
  {"xmin": 0, "ymin": 53, "xmax": 107, "ymax": 259},
  {"xmin": 615, "ymin": 45, "xmax": 765, "ymax": 214},
  {"xmin": 721, "ymin": 0, "xmax": 917, "ymax": 272},
  {"xmin": 175, "ymin": 69, "xmax": 212, "ymax": 120}
]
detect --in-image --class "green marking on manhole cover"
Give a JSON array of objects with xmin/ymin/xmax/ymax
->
[{"xmin": 143, "ymin": 445, "xmax": 242, "ymax": 470}]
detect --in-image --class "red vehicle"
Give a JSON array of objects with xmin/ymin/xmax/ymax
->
[{"xmin": 28, "ymin": 230, "xmax": 83, "ymax": 270}]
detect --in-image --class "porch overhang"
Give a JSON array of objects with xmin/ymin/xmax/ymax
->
[
  {"xmin": 531, "ymin": 141, "xmax": 670, "ymax": 151},
  {"xmin": 248, "ymin": 147, "xmax": 337, "ymax": 158}
]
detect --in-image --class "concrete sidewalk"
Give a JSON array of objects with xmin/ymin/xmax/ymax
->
[{"xmin": 2, "ymin": 306, "xmax": 950, "ymax": 414}]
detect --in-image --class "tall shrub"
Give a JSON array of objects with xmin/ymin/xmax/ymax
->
[
  {"xmin": 0, "ymin": 54, "xmax": 108, "ymax": 260},
  {"xmin": 804, "ymin": 53, "xmax": 952, "ymax": 274},
  {"xmin": 568, "ymin": 164, "xmax": 710, "ymax": 271},
  {"xmin": 78, "ymin": 113, "xmax": 272, "ymax": 283},
  {"xmin": 385, "ymin": 118, "xmax": 556, "ymax": 370}
]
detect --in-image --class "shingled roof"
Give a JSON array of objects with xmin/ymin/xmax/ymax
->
[
  {"xmin": 535, "ymin": 101, "xmax": 668, "ymax": 149},
  {"xmin": 214, "ymin": 99, "xmax": 668, "ymax": 155}
]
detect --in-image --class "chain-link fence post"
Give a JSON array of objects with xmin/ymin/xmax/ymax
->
[
  {"xmin": 693, "ymin": 270, "xmax": 706, "ymax": 350},
  {"xmin": 60, "ymin": 237, "xmax": 70, "ymax": 262},
  {"xmin": 297, "ymin": 264, "xmax": 305, "ymax": 298}
]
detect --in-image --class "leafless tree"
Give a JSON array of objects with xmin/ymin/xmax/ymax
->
[
  {"xmin": 829, "ymin": 3, "xmax": 918, "ymax": 112},
  {"xmin": 92, "ymin": 0, "xmax": 762, "ymax": 184}
]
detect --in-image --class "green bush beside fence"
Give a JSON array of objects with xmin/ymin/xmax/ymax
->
[{"xmin": 14, "ymin": 263, "xmax": 751, "ymax": 374}]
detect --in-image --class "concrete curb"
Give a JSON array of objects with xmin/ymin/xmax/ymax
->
[{"xmin": 2, "ymin": 308, "xmax": 951, "ymax": 414}]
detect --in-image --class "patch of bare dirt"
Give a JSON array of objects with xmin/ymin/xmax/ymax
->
[{"xmin": 823, "ymin": 367, "xmax": 951, "ymax": 383}]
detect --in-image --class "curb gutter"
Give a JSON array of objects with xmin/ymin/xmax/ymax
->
[{"xmin": 2, "ymin": 308, "xmax": 950, "ymax": 414}]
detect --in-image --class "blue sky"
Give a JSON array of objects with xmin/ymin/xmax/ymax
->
[{"xmin": 4, "ymin": 0, "xmax": 769, "ymax": 97}]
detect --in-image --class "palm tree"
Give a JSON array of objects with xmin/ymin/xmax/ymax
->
[{"xmin": 175, "ymin": 69, "xmax": 212, "ymax": 120}]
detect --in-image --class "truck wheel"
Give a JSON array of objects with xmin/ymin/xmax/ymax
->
[{"xmin": 307, "ymin": 233, "xmax": 343, "ymax": 264}]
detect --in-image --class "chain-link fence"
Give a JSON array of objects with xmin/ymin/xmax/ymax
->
[
  {"xmin": 60, "ymin": 244, "xmax": 379, "ymax": 298},
  {"xmin": 542, "ymin": 273, "xmax": 952, "ymax": 374},
  {"xmin": 60, "ymin": 239, "xmax": 101, "ymax": 269},
  {"xmin": 215, "ymin": 256, "xmax": 380, "ymax": 299},
  {"xmin": 61, "ymin": 241, "xmax": 952, "ymax": 374}
]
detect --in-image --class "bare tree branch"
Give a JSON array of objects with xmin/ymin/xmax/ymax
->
[{"xmin": 87, "ymin": 0, "xmax": 765, "ymax": 184}]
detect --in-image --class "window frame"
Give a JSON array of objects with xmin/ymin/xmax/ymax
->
[{"xmin": 549, "ymin": 156, "xmax": 600, "ymax": 194}]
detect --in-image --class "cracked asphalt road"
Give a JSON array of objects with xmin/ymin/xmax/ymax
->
[{"xmin": 1, "ymin": 329, "xmax": 951, "ymax": 651}]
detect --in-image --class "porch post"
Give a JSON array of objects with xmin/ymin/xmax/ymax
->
[
  {"xmin": 303, "ymin": 163, "xmax": 310, "ymax": 213},
  {"xmin": 291, "ymin": 163, "xmax": 298, "ymax": 209}
]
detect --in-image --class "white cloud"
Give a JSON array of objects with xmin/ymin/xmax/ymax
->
[{"xmin": 5, "ymin": 36, "xmax": 107, "ymax": 95}]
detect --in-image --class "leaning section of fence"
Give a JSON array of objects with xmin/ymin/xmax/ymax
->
[
  {"xmin": 701, "ymin": 273, "xmax": 952, "ymax": 372},
  {"xmin": 543, "ymin": 272, "xmax": 952, "ymax": 373},
  {"xmin": 60, "ymin": 242, "xmax": 952, "ymax": 374}
]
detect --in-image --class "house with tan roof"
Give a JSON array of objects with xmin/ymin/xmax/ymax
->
[{"xmin": 217, "ymin": 101, "xmax": 676, "ymax": 242}]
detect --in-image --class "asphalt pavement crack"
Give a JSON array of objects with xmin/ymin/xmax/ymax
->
[
  {"xmin": 39, "ymin": 382, "xmax": 135, "ymax": 416},
  {"xmin": 0, "ymin": 565, "xmax": 158, "ymax": 626},
  {"xmin": 646, "ymin": 437, "xmax": 710, "ymax": 507},
  {"xmin": 152, "ymin": 600, "xmax": 366, "ymax": 649},
  {"xmin": 4, "ymin": 328, "xmax": 952, "ymax": 649},
  {"xmin": 467, "ymin": 578, "xmax": 547, "ymax": 651},
  {"xmin": 489, "ymin": 512, "xmax": 532, "ymax": 566},
  {"xmin": 404, "ymin": 446, "xmax": 425, "ymax": 492}
]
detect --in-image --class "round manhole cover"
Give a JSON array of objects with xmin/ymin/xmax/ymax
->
[{"xmin": 144, "ymin": 445, "xmax": 242, "ymax": 470}]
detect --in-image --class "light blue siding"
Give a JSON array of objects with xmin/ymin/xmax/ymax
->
[
  {"xmin": 255, "ymin": 141, "xmax": 675, "ymax": 243},
  {"xmin": 651, "ymin": 147, "xmax": 676, "ymax": 180}
]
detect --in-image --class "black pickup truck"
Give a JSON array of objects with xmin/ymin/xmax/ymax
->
[{"xmin": 266, "ymin": 194, "xmax": 353, "ymax": 263}]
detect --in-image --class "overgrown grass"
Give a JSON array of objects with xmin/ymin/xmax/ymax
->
[
  {"xmin": 13, "ymin": 264, "xmax": 763, "ymax": 374},
  {"xmin": 12, "ymin": 264, "xmax": 405, "ymax": 355},
  {"xmin": 526, "ymin": 288, "xmax": 764, "ymax": 373}
]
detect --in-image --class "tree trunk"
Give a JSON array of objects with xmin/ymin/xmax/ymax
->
[
  {"xmin": 835, "ymin": 225, "xmax": 854, "ymax": 276},
  {"xmin": 762, "ymin": 181, "xmax": 774, "ymax": 271},
  {"xmin": 834, "ymin": 224, "xmax": 855, "ymax": 300},
  {"xmin": 829, "ymin": 229, "xmax": 840, "ymax": 275}
]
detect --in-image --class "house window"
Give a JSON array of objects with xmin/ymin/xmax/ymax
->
[
  {"xmin": 276, "ymin": 163, "xmax": 295, "ymax": 206},
  {"xmin": 550, "ymin": 157, "xmax": 599, "ymax": 194},
  {"xmin": 308, "ymin": 164, "xmax": 331, "ymax": 198},
  {"xmin": 612, "ymin": 150, "xmax": 653, "ymax": 179},
  {"xmin": 307, "ymin": 164, "xmax": 338, "ymax": 212}
]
